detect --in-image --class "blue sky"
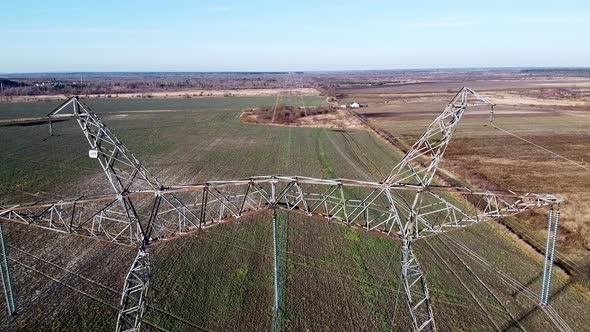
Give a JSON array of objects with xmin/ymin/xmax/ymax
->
[{"xmin": 1, "ymin": 0, "xmax": 589, "ymax": 72}]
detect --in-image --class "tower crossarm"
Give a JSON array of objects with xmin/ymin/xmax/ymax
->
[
  {"xmin": 0, "ymin": 177, "xmax": 562, "ymax": 245},
  {"xmin": 411, "ymin": 187, "xmax": 562, "ymax": 239}
]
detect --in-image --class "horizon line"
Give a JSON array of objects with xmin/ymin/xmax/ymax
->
[{"xmin": 2, "ymin": 66, "xmax": 590, "ymax": 76}]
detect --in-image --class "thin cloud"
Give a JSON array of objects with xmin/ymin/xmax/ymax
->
[
  {"xmin": 0, "ymin": 27, "xmax": 159, "ymax": 33},
  {"xmin": 403, "ymin": 14, "xmax": 590, "ymax": 29},
  {"xmin": 402, "ymin": 17, "xmax": 479, "ymax": 29},
  {"xmin": 518, "ymin": 15, "xmax": 590, "ymax": 24},
  {"xmin": 207, "ymin": 6, "xmax": 233, "ymax": 13}
]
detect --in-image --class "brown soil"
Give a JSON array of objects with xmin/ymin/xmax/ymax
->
[
  {"xmin": 240, "ymin": 106, "xmax": 364, "ymax": 129},
  {"xmin": 341, "ymin": 78, "xmax": 590, "ymax": 287}
]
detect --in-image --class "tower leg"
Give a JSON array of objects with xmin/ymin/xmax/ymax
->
[
  {"xmin": 401, "ymin": 239, "xmax": 435, "ymax": 332},
  {"xmin": 116, "ymin": 246, "xmax": 151, "ymax": 332},
  {"xmin": 540, "ymin": 207, "xmax": 560, "ymax": 305},
  {"xmin": 272, "ymin": 208, "xmax": 282, "ymax": 332},
  {"xmin": 0, "ymin": 222, "xmax": 16, "ymax": 317}
]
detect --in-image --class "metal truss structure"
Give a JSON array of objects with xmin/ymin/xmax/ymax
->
[
  {"xmin": 0, "ymin": 221, "xmax": 16, "ymax": 317},
  {"xmin": 117, "ymin": 247, "xmax": 151, "ymax": 332},
  {"xmin": 0, "ymin": 88, "xmax": 563, "ymax": 331}
]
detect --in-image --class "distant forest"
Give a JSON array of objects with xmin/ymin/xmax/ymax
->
[
  {"xmin": 0, "ymin": 73, "xmax": 311, "ymax": 97},
  {"xmin": 1, "ymin": 68, "xmax": 589, "ymax": 98}
]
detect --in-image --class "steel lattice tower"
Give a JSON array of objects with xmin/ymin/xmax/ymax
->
[{"xmin": 0, "ymin": 88, "xmax": 563, "ymax": 332}]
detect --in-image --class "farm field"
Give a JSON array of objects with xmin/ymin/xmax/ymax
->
[
  {"xmin": 0, "ymin": 95, "xmax": 326, "ymax": 120},
  {"xmin": 347, "ymin": 79, "xmax": 590, "ymax": 289},
  {"xmin": 0, "ymin": 94, "xmax": 588, "ymax": 331}
]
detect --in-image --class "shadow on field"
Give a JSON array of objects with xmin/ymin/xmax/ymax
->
[
  {"xmin": 501, "ymin": 275, "xmax": 572, "ymax": 331},
  {"xmin": 510, "ymin": 271, "xmax": 543, "ymax": 298},
  {"xmin": 0, "ymin": 118, "xmax": 69, "ymax": 127}
]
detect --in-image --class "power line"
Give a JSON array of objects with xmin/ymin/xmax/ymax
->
[
  {"xmin": 9, "ymin": 244, "xmax": 210, "ymax": 331},
  {"xmin": 422, "ymin": 239, "xmax": 502, "ymax": 329},
  {"xmin": 8, "ymin": 257, "xmax": 118, "ymax": 309},
  {"xmin": 440, "ymin": 233, "xmax": 574, "ymax": 332},
  {"xmin": 500, "ymin": 218, "xmax": 583, "ymax": 274},
  {"xmin": 489, "ymin": 124, "xmax": 590, "ymax": 173},
  {"xmin": 11, "ymin": 255, "xmax": 171, "ymax": 332},
  {"xmin": 431, "ymin": 236, "xmax": 527, "ymax": 330},
  {"xmin": 196, "ymin": 221, "xmax": 474, "ymax": 305}
]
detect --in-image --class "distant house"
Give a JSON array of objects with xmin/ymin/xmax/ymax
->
[
  {"xmin": 34, "ymin": 80, "xmax": 52, "ymax": 87},
  {"xmin": 349, "ymin": 102, "xmax": 360, "ymax": 108}
]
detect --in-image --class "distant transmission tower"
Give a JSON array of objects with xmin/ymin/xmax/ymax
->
[{"xmin": 0, "ymin": 88, "xmax": 563, "ymax": 332}]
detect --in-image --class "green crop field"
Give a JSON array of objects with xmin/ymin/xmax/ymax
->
[
  {"xmin": 0, "ymin": 96, "xmax": 326, "ymax": 119},
  {"xmin": 0, "ymin": 97, "xmax": 588, "ymax": 331}
]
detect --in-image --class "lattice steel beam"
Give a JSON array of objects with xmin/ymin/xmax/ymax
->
[
  {"xmin": 0, "ymin": 178, "xmax": 560, "ymax": 245},
  {"xmin": 402, "ymin": 239, "xmax": 435, "ymax": 331},
  {"xmin": 386, "ymin": 87, "xmax": 492, "ymax": 186},
  {"xmin": 271, "ymin": 209, "xmax": 282, "ymax": 332},
  {"xmin": 540, "ymin": 205, "xmax": 561, "ymax": 305},
  {"xmin": 0, "ymin": 221, "xmax": 16, "ymax": 317},
  {"xmin": 116, "ymin": 247, "xmax": 151, "ymax": 332},
  {"xmin": 48, "ymin": 97, "xmax": 199, "ymax": 244}
]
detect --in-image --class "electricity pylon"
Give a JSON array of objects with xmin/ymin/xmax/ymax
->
[{"xmin": 0, "ymin": 88, "xmax": 562, "ymax": 331}]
